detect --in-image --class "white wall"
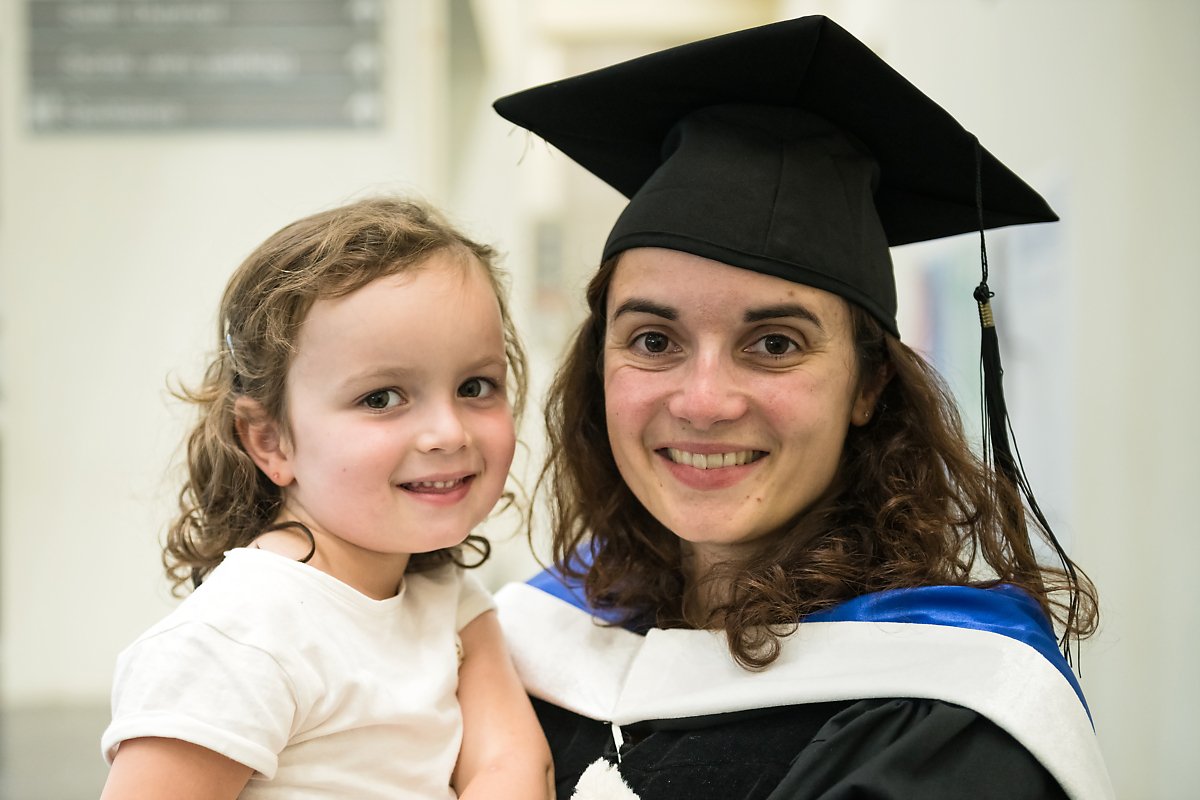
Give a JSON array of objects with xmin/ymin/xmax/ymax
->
[{"xmin": 2, "ymin": 1, "xmax": 1195, "ymax": 796}]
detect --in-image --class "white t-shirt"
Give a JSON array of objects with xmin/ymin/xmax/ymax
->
[{"xmin": 103, "ymin": 547, "xmax": 494, "ymax": 799}]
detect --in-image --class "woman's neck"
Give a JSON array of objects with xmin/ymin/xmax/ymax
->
[{"xmin": 679, "ymin": 544, "xmax": 741, "ymax": 625}]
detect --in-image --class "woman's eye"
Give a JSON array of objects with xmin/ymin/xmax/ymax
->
[
  {"xmin": 632, "ymin": 331, "xmax": 673, "ymax": 354},
  {"xmin": 459, "ymin": 377, "xmax": 498, "ymax": 399},
  {"xmin": 362, "ymin": 389, "xmax": 403, "ymax": 410},
  {"xmin": 747, "ymin": 334, "xmax": 800, "ymax": 357}
]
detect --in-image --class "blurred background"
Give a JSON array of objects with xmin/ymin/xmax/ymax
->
[{"xmin": 0, "ymin": 0, "xmax": 1195, "ymax": 797}]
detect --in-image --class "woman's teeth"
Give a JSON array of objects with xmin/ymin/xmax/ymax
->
[{"xmin": 664, "ymin": 448, "xmax": 763, "ymax": 469}]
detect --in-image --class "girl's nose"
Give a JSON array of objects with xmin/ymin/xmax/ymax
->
[{"xmin": 415, "ymin": 401, "xmax": 469, "ymax": 453}]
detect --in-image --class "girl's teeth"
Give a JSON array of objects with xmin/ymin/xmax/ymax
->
[{"xmin": 410, "ymin": 480, "xmax": 460, "ymax": 489}]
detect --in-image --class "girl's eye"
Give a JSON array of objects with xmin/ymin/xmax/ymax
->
[
  {"xmin": 362, "ymin": 389, "xmax": 403, "ymax": 410},
  {"xmin": 632, "ymin": 331, "xmax": 674, "ymax": 355},
  {"xmin": 747, "ymin": 334, "xmax": 800, "ymax": 357},
  {"xmin": 459, "ymin": 377, "xmax": 498, "ymax": 399}
]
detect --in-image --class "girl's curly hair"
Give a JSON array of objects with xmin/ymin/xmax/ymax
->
[{"xmin": 164, "ymin": 197, "xmax": 527, "ymax": 593}]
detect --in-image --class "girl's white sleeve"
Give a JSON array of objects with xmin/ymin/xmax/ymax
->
[
  {"xmin": 101, "ymin": 621, "xmax": 296, "ymax": 779},
  {"xmin": 455, "ymin": 570, "xmax": 497, "ymax": 632}
]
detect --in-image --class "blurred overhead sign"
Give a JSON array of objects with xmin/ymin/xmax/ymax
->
[{"xmin": 28, "ymin": 0, "xmax": 385, "ymax": 131}]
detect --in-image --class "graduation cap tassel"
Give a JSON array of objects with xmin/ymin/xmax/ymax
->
[{"xmin": 972, "ymin": 141, "xmax": 1080, "ymax": 666}]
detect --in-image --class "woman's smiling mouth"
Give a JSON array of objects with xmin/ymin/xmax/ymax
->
[{"xmin": 660, "ymin": 448, "xmax": 767, "ymax": 470}]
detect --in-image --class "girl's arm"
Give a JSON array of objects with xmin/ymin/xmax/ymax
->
[
  {"xmin": 101, "ymin": 737, "xmax": 253, "ymax": 800},
  {"xmin": 452, "ymin": 609, "xmax": 554, "ymax": 799}
]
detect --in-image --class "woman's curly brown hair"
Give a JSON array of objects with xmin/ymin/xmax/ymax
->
[
  {"xmin": 538, "ymin": 256, "xmax": 1096, "ymax": 669},
  {"xmin": 164, "ymin": 197, "xmax": 527, "ymax": 594}
]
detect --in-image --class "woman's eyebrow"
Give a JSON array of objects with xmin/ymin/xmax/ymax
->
[
  {"xmin": 611, "ymin": 298, "xmax": 677, "ymax": 321},
  {"xmin": 744, "ymin": 303, "xmax": 824, "ymax": 329}
]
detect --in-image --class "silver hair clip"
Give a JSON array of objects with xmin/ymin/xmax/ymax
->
[{"xmin": 225, "ymin": 326, "xmax": 244, "ymax": 391}]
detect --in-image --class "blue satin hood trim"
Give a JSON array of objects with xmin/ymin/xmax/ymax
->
[
  {"xmin": 525, "ymin": 566, "xmax": 1088, "ymax": 719},
  {"xmin": 806, "ymin": 584, "xmax": 1087, "ymax": 717},
  {"xmin": 528, "ymin": 565, "xmax": 628, "ymax": 625}
]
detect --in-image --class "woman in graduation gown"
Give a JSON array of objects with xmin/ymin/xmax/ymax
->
[{"xmin": 492, "ymin": 16, "xmax": 1113, "ymax": 800}]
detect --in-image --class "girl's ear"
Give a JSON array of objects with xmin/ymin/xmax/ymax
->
[{"xmin": 234, "ymin": 397, "xmax": 294, "ymax": 487}]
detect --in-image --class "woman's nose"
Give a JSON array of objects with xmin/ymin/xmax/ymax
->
[{"xmin": 665, "ymin": 353, "xmax": 748, "ymax": 430}]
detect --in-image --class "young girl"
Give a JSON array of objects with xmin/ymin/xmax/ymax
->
[{"xmin": 100, "ymin": 197, "xmax": 553, "ymax": 799}]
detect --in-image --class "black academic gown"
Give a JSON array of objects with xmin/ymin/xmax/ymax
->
[
  {"xmin": 536, "ymin": 696, "xmax": 1066, "ymax": 799},
  {"xmin": 496, "ymin": 573, "xmax": 1113, "ymax": 800}
]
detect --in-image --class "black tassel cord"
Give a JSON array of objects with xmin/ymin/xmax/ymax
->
[{"xmin": 971, "ymin": 141, "xmax": 1080, "ymax": 666}]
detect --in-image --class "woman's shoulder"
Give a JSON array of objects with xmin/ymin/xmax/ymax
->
[{"xmin": 501, "ymin": 573, "xmax": 1111, "ymax": 799}]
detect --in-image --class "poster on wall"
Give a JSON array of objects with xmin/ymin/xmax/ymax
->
[{"xmin": 27, "ymin": 0, "xmax": 385, "ymax": 131}]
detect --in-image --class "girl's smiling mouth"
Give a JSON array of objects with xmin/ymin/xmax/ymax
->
[{"xmin": 399, "ymin": 475, "xmax": 476, "ymax": 494}]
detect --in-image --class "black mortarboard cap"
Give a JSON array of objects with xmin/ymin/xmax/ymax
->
[{"xmin": 493, "ymin": 15, "xmax": 1058, "ymax": 337}]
